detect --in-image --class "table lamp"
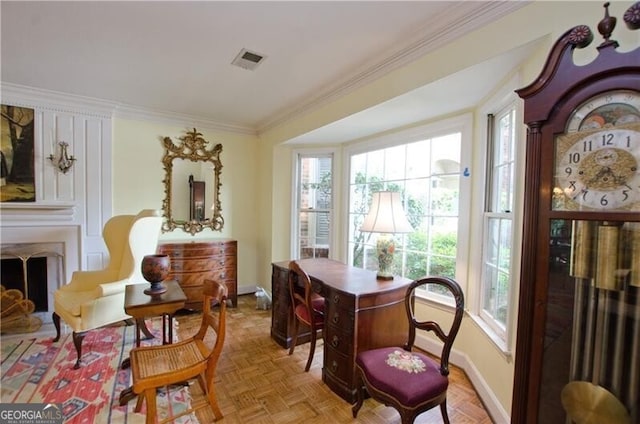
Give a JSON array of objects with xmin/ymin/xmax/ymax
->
[{"xmin": 360, "ymin": 191, "xmax": 413, "ymax": 280}]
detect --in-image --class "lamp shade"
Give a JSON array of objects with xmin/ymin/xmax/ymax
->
[{"xmin": 360, "ymin": 191, "xmax": 413, "ymax": 234}]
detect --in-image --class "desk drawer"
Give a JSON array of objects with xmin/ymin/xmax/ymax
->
[
  {"xmin": 325, "ymin": 305, "xmax": 354, "ymax": 334},
  {"xmin": 323, "ymin": 288, "xmax": 352, "ymax": 309},
  {"xmin": 324, "ymin": 346, "xmax": 354, "ymax": 387},
  {"xmin": 324, "ymin": 325, "xmax": 354, "ymax": 355}
]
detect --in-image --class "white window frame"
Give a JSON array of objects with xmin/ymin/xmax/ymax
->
[
  {"xmin": 291, "ymin": 148, "xmax": 337, "ymax": 260},
  {"xmin": 343, "ymin": 114, "xmax": 473, "ymax": 304},
  {"xmin": 470, "ymin": 74, "xmax": 525, "ymax": 353}
]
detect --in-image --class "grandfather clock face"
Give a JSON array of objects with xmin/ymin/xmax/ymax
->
[{"xmin": 553, "ymin": 90, "xmax": 640, "ymax": 211}]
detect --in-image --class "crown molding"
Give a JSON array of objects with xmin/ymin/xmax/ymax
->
[
  {"xmin": 258, "ymin": 1, "xmax": 529, "ymax": 134},
  {"xmin": 114, "ymin": 104, "xmax": 256, "ymax": 136},
  {"xmin": 1, "ymin": 82, "xmax": 256, "ymax": 136},
  {"xmin": 0, "ymin": 82, "xmax": 116, "ymax": 118}
]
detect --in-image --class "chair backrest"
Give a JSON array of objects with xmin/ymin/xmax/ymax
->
[
  {"xmin": 288, "ymin": 261, "xmax": 317, "ymax": 323},
  {"xmin": 102, "ymin": 214, "xmax": 136, "ymax": 276},
  {"xmin": 107, "ymin": 209, "xmax": 162, "ymax": 282},
  {"xmin": 405, "ymin": 276, "xmax": 464, "ymax": 376},
  {"xmin": 196, "ymin": 279, "xmax": 228, "ymax": 382}
]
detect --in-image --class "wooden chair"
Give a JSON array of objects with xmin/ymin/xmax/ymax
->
[
  {"xmin": 288, "ymin": 260, "xmax": 325, "ymax": 372},
  {"xmin": 352, "ymin": 276, "xmax": 464, "ymax": 424},
  {"xmin": 129, "ymin": 279, "xmax": 227, "ymax": 424}
]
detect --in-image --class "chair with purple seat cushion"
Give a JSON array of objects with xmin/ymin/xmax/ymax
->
[
  {"xmin": 352, "ymin": 276, "xmax": 464, "ymax": 424},
  {"xmin": 288, "ymin": 260, "xmax": 325, "ymax": 372}
]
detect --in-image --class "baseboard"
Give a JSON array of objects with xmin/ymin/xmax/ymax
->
[{"xmin": 415, "ymin": 333, "xmax": 510, "ymax": 424}]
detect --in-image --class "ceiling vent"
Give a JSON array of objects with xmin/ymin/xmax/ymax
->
[{"xmin": 231, "ymin": 48, "xmax": 266, "ymax": 71}]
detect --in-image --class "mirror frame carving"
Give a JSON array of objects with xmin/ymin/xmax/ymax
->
[{"xmin": 161, "ymin": 128, "xmax": 224, "ymax": 235}]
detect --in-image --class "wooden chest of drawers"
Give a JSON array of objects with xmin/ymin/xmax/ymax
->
[{"xmin": 158, "ymin": 239, "xmax": 237, "ymax": 309}]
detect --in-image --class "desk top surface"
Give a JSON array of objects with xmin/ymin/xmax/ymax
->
[{"xmin": 273, "ymin": 258, "xmax": 412, "ymax": 296}]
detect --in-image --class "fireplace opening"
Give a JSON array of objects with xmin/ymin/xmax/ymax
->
[{"xmin": 1, "ymin": 257, "xmax": 48, "ymax": 312}]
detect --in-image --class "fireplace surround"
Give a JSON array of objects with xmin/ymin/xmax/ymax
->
[{"xmin": 0, "ymin": 226, "xmax": 79, "ymax": 323}]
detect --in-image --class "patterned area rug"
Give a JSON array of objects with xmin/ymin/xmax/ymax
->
[{"xmin": 1, "ymin": 319, "xmax": 198, "ymax": 423}]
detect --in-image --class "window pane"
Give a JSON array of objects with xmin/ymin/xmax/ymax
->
[
  {"xmin": 483, "ymin": 213, "xmax": 512, "ymax": 327},
  {"xmin": 431, "ymin": 175, "xmax": 459, "ymax": 215},
  {"xmin": 366, "ymin": 149, "xmax": 384, "ymax": 181},
  {"xmin": 491, "ymin": 109, "xmax": 516, "ymax": 213},
  {"xmin": 350, "ymin": 153, "xmax": 366, "ymax": 184},
  {"xmin": 406, "ymin": 141, "xmax": 431, "ymax": 179},
  {"xmin": 296, "ymin": 155, "xmax": 332, "ymax": 259}
]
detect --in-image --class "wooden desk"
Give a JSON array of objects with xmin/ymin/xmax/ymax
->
[
  {"xmin": 271, "ymin": 258, "xmax": 412, "ymax": 403},
  {"xmin": 119, "ymin": 280, "xmax": 187, "ymax": 405}
]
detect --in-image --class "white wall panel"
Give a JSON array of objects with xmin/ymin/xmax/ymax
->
[{"xmin": 0, "ymin": 84, "xmax": 114, "ymax": 274}]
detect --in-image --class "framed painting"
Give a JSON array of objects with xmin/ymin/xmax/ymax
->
[{"xmin": 1, "ymin": 104, "xmax": 35, "ymax": 202}]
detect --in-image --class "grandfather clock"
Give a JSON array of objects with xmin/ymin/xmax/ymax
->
[{"xmin": 512, "ymin": 3, "xmax": 640, "ymax": 423}]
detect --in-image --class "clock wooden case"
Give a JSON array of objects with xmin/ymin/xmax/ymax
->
[{"xmin": 512, "ymin": 3, "xmax": 640, "ymax": 423}]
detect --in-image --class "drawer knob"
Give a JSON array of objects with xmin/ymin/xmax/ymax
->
[
  {"xmin": 331, "ymin": 361, "xmax": 338, "ymax": 372},
  {"xmin": 333, "ymin": 295, "xmax": 340, "ymax": 304},
  {"xmin": 332, "ymin": 313, "xmax": 340, "ymax": 324},
  {"xmin": 331, "ymin": 335, "xmax": 340, "ymax": 347}
]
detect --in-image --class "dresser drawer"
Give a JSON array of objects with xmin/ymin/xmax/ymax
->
[
  {"xmin": 170, "ymin": 257, "xmax": 225, "ymax": 272},
  {"xmin": 159, "ymin": 242, "xmax": 236, "ymax": 258},
  {"xmin": 171, "ymin": 272, "xmax": 212, "ymax": 287}
]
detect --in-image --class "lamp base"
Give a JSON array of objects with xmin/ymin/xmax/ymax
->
[{"xmin": 376, "ymin": 234, "xmax": 396, "ymax": 280}]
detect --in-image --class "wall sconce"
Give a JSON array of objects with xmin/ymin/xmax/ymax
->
[
  {"xmin": 48, "ymin": 141, "xmax": 76, "ymax": 174},
  {"xmin": 360, "ymin": 191, "xmax": 413, "ymax": 280}
]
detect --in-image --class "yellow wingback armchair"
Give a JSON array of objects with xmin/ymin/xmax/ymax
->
[{"xmin": 52, "ymin": 209, "xmax": 163, "ymax": 369}]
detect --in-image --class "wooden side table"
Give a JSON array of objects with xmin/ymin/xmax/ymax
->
[
  {"xmin": 124, "ymin": 280, "xmax": 187, "ymax": 346},
  {"xmin": 118, "ymin": 280, "xmax": 187, "ymax": 405}
]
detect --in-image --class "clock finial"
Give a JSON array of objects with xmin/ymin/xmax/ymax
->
[{"xmin": 597, "ymin": 2, "xmax": 619, "ymax": 48}]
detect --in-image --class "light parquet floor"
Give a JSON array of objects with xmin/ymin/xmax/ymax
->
[{"xmin": 177, "ymin": 294, "xmax": 494, "ymax": 424}]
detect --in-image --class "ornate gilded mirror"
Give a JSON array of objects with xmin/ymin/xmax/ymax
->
[{"xmin": 161, "ymin": 128, "xmax": 224, "ymax": 235}]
